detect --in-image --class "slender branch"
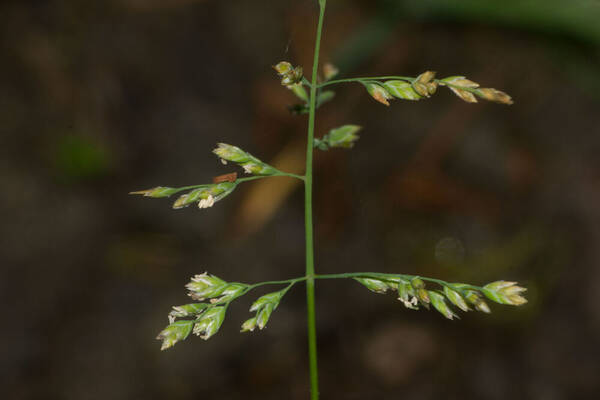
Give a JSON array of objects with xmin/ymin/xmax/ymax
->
[
  {"xmin": 168, "ymin": 172, "xmax": 305, "ymax": 193},
  {"xmin": 238, "ymin": 171, "xmax": 305, "ymax": 182},
  {"xmin": 240, "ymin": 272, "xmax": 485, "ymax": 291},
  {"xmin": 235, "ymin": 176, "xmax": 270, "ymax": 184},
  {"xmin": 318, "ymin": 75, "xmax": 413, "ymax": 88},
  {"xmin": 275, "ymin": 171, "xmax": 306, "ymax": 180},
  {"xmin": 246, "ymin": 277, "xmax": 308, "ymax": 290},
  {"xmin": 316, "ymin": 272, "xmax": 483, "ymax": 291}
]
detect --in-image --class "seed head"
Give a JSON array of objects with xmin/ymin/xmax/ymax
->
[
  {"xmin": 365, "ymin": 83, "xmax": 392, "ymax": 106},
  {"xmin": 411, "ymin": 277, "xmax": 426, "ymax": 289},
  {"xmin": 273, "ymin": 61, "xmax": 293, "ymax": 75},
  {"xmin": 482, "ymin": 281, "xmax": 527, "ymax": 306},
  {"xmin": 465, "ymin": 290, "xmax": 491, "ymax": 313},
  {"xmin": 429, "ymin": 291, "xmax": 458, "ymax": 320},
  {"xmin": 476, "ymin": 88, "xmax": 513, "ymax": 105},
  {"xmin": 440, "ymin": 76, "xmax": 480, "ymax": 103},
  {"xmin": 318, "ymin": 125, "xmax": 362, "ymax": 150},
  {"xmin": 355, "ymin": 277, "xmax": 390, "ymax": 294},
  {"xmin": 241, "ymin": 317, "xmax": 258, "ymax": 332},
  {"xmin": 397, "ymin": 280, "xmax": 419, "ymax": 309},
  {"xmin": 383, "ymin": 80, "xmax": 422, "ymax": 101},
  {"xmin": 274, "ymin": 61, "xmax": 303, "ymax": 86},
  {"xmin": 280, "ymin": 66, "xmax": 303, "ymax": 85},
  {"xmin": 213, "ymin": 143, "xmax": 251, "ymax": 163},
  {"xmin": 129, "ymin": 186, "xmax": 177, "ymax": 198},
  {"xmin": 412, "ymin": 71, "xmax": 436, "ymax": 97},
  {"xmin": 168, "ymin": 303, "xmax": 209, "ymax": 324},
  {"xmin": 185, "ymin": 273, "xmax": 228, "ymax": 300},
  {"xmin": 193, "ymin": 307, "xmax": 226, "ymax": 340},
  {"xmin": 443, "ymin": 286, "xmax": 470, "ymax": 312},
  {"xmin": 249, "ymin": 290, "xmax": 284, "ymax": 330},
  {"xmin": 156, "ymin": 320, "xmax": 194, "ymax": 351},
  {"xmin": 323, "ymin": 63, "xmax": 339, "ymax": 81}
]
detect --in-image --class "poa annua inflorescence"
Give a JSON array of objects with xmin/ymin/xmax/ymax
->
[{"xmin": 132, "ymin": 1, "xmax": 525, "ymax": 398}]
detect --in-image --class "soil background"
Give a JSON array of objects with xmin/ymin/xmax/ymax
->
[{"xmin": 2, "ymin": 0, "xmax": 600, "ymax": 399}]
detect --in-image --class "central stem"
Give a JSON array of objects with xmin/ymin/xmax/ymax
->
[{"xmin": 305, "ymin": 1, "xmax": 326, "ymax": 399}]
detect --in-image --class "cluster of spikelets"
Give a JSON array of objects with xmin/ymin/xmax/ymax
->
[
  {"xmin": 129, "ymin": 182, "xmax": 237, "ymax": 209},
  {"xmin": 155, "ymin": 272, "xmax": 526, "ymax": 350},
  {"xmin": 130, "ymin": 128, "xmax": 362, "ymax": 211},
  {"xmin": 274, "ymin": 61, "xmax": 337, "ymax": 115},
  {"xmin": 156, "ymin": 273, "xmax": 287, "ymax": 350},
  {"xmin": 132, "ymin": 64, "xmax": 513, "ymax": 212},
  {"xmin": 273, "ymin": 61, "xmax": 512, "ymax": 107},
  {"xmin": 355, "ymin": 276, "xmax": 527, "ymax": 320},
  {"xmin": 363, "ymin": 71, "xmax": 513, "ymax": 106},
  {"xmin": 213, "ymin": 143, "xmax": 281, "ymax": 175},
  {"xmin": 129, "ymin": 144, "xmax": 282, "ymax": 209},
  {"xmin": 273, "ymin": 61, "xmax": 304, "ymax": 86}
]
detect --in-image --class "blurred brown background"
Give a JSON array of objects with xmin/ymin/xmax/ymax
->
[{"xmin": 2, "ymin": 0, "xmax": 600, "ymax": 399}]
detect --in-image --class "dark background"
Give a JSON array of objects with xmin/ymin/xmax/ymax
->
[{"xmin": 2, "ymin": 0, "xmax": 600, "ymax": 399}]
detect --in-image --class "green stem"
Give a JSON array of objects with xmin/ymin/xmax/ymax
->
[{"xmin": 305, "ymin": 1, "xmax": 326, "ymax": 399}]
